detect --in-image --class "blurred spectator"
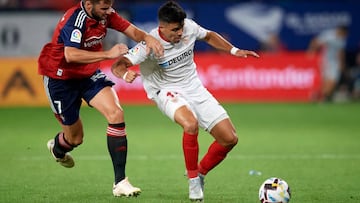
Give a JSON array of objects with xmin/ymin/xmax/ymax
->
[
  {"xmin": 259, "ymin": 33, "xmax": 287, "ymax": 53},
  {"xmin": 307, "ymin": 25, "xmax": 349, "ymax": 102}
]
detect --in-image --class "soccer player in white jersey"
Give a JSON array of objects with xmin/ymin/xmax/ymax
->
[
  {"xmin": 111, "ymin": 1, "xmax": 259, "ymax": 201},
  {"xmin": 308, "ymin": 25, "xmax": 348, "ymax": 102}
]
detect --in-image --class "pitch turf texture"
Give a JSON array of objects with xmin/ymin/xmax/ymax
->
[{"xmin": 1, "ymin": 103, "xmax": 359, "ymax": 203}]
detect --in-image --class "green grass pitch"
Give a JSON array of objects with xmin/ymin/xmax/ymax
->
[{"xmin": 0, "ymin": 103, "xmax": 359, "ymax": 203}]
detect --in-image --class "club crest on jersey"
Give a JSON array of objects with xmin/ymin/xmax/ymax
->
[{"xmin": 70, "ymin": 29, "xmax": 82, "ymax": 43}]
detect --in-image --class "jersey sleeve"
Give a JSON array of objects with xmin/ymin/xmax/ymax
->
[
  {"xmin": 60, "ymin": 11, "xmax": 87, "ymax": 48},
  {"xmin": 186, "ymin": 18, "xmax": 209, "ymax": 40},
  {"xmin": 124, "ymin": 41, "xmax": 148, "ymax": 65},
  {"xmin": 107, "ymin": 8, "xmax": 131, "ymax": 32},
  {"xmin": 61, "ymin": 26, "xmax": 83, "ymax": 48}
]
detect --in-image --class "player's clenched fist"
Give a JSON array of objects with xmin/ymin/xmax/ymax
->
[
  {"xmin": 106, "ymin": 43, "xmax": 129, "ymax": 59},
  {"xmin": 122, "ymin": 70, "xmax": 140, "ymax": 83}
]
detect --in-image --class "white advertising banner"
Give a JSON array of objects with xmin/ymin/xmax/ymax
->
[
  {"xmin": 0, "ymin": 12, "xmax": 62, "ymax": 57},
  {"xmin": 0, "ymin": 12, "xmax": 129, "ymax": 57}
]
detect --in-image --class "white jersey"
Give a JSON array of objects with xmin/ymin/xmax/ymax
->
[
  {"xmin": 124, "ymin": 18, "xmax": 209, "ymax": 99},
  {"xmin": 317, "ymin": 29, "xmax": 346, "ymax": 81},
  {"xmin": 124, "ymin": 18, "xmax": 229, "ymax": 131}
]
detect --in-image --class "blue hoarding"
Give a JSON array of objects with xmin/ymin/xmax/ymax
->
[{"xmin": 119, "ymin": 1, "xmax": 360, "ymax": 52}]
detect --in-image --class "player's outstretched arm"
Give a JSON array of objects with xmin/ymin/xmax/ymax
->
[
  {"xmin": 64, "ymin": 44, "xmax": 128, "ymax": 63},
  {"xmin": 111, "ymin": 56, "xmax": 139, "ymax": 83},
  {"xmin": 123, "ymin": 24, "xmax": 164, "ymax": 57},
  {"xmin": 203, "ymin": 31, "xmax": 259, "ymax": 58}
]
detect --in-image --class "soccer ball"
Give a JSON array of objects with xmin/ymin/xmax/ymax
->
[{"xmin": 259, "ymin": 177, "xmax": 291, "ymax": 203}]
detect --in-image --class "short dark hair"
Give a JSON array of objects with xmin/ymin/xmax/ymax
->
[
  {"xmin": 158, "ymin": 1, "xmax": 186, "ymax": 24},
  {"xmin": 84, "ymin": 0, "xmax": 113, "ymax": 5}
]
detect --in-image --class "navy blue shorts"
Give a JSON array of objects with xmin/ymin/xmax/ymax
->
[{"xmin": 43, "ymin": 69, "xmax": 115, "ymax": 125}]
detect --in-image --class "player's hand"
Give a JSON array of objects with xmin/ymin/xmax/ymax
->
[
  {"xmin": 123, "ymin": 70, "xmax": 140, "ymax": 83},
  {"xmin": 144, "ymin": 35, "xmax": 164, "ymax": 57},
  {"xmin": 107, "ymin": 43, "xmax": 129, "ymax": 59},
  {"xmin": 235, "ymin": 49, "xmax": 260, "ymax": 58}
]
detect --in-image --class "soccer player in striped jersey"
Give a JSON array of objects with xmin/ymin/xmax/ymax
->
[
  {"xmin": 38, "ymin": 0, "xmax": 163, "ymax": 197},
  {"xmin": 111, "ymin": 1, "xmax": 259, "ymax": 201}
]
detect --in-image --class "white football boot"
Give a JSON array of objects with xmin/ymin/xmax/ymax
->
[
  {"xmin": 199, "ymin": 173, "xmax": 205, "ymax": 192},
  {"xmin": 47, "ymin": 139, "xmax": 74, "ymax": 168},
  {"xmin": 113, "ymin": 177, "xmax": 141, "ymax": 197},
  {"xmin": 189, "ymin": 176, "xmax": 204, "ymax": 202}
]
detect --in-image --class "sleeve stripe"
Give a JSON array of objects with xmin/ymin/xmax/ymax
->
[{"xmin": 74, "ymin": 10, "xmax": 86, "ymax": 29}]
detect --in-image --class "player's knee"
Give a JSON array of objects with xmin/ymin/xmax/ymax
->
[
  {"xmin": 225, "ymin": 134, "xmax": 238, "ymax": 149},
  {"xmin": 106, "ymin": 108, "xmax": 124, "ymax": 124},
  {"xmin": 182, "ymin": 119, "xmax": 198, "ymax": 135},
  {"xmin": 73, "ymin": 137, "xmax": 83, "ymax": 147},
  {"xmin": 66, "ymin": 134, "xmax": 83, "ymax": 147},
  {"xmin": 230, "ymin": 135, "xmax": 238, "ymax": 147}
]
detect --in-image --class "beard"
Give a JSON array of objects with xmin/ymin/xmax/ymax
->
[{"xmin": 91, "ymin": 9, "xmax": 104, "ymax": 21}]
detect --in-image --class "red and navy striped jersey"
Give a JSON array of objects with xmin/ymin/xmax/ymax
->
[{"xmin": 38, "ymin": 2, "xmax": 130, "ymax": 79}]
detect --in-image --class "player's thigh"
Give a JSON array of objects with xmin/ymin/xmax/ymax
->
[
  {"xmin": 82, "ymin": 70, "xmax": 122, "ymax": 123},
  {"xmin": 192, "ymin": 90, "xmax": 229, "ymax": 132},
  {"xmin": 210, "ymin": 118, "xmax": 237, "ymax": 146},
  {"xmin": 89, "ymin": 87, "xmax": 124, "ymax": 123},
  {"xmin": 153, "ymin": 90, "xmax": 193, "ymax": 122},
  {"xmin": 43, "ymin": 76, "xmax": 82, "ymax": 126},
  {"xmin": 174, "ymin": 105, "xmax": 198, "ymax": 133}
]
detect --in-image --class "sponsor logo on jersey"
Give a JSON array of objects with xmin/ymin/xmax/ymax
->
[
  {"xmin": 84, "ymin": 34, "xmax": 104, "ymax": 48},
  {"xmin": 159, "ymin": 49, "xmax": 193, "ymax": 68},
  {"xmin": 70, "ymin": 29, "xmax": 82, "ymax": 43}
]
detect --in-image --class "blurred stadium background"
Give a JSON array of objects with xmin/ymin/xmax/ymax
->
[{"xmin": 1, "ymin": 0, "xmax": 360, "ymax": 106}]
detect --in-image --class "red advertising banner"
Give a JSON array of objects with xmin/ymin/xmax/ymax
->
[
  {"xmin": 0, "ymin": 52, "xmax": 320, "ymax": 107},
  {"xmin": 100, "ymin": 52, "xmax": 320, "ymax": 104}
]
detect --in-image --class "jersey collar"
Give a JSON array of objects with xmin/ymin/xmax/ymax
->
[
  {"xmin": 80, "ymin": 1, "xmax": 97, "ymax": 22},
  {"xmin": 158, "ymin": 27, "xmax": 171, "ymax": 43}
]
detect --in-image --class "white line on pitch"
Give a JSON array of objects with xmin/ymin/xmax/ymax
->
[{"xmin": 17, "ymin": 154, "xmax": 360, "ymax": 161}]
